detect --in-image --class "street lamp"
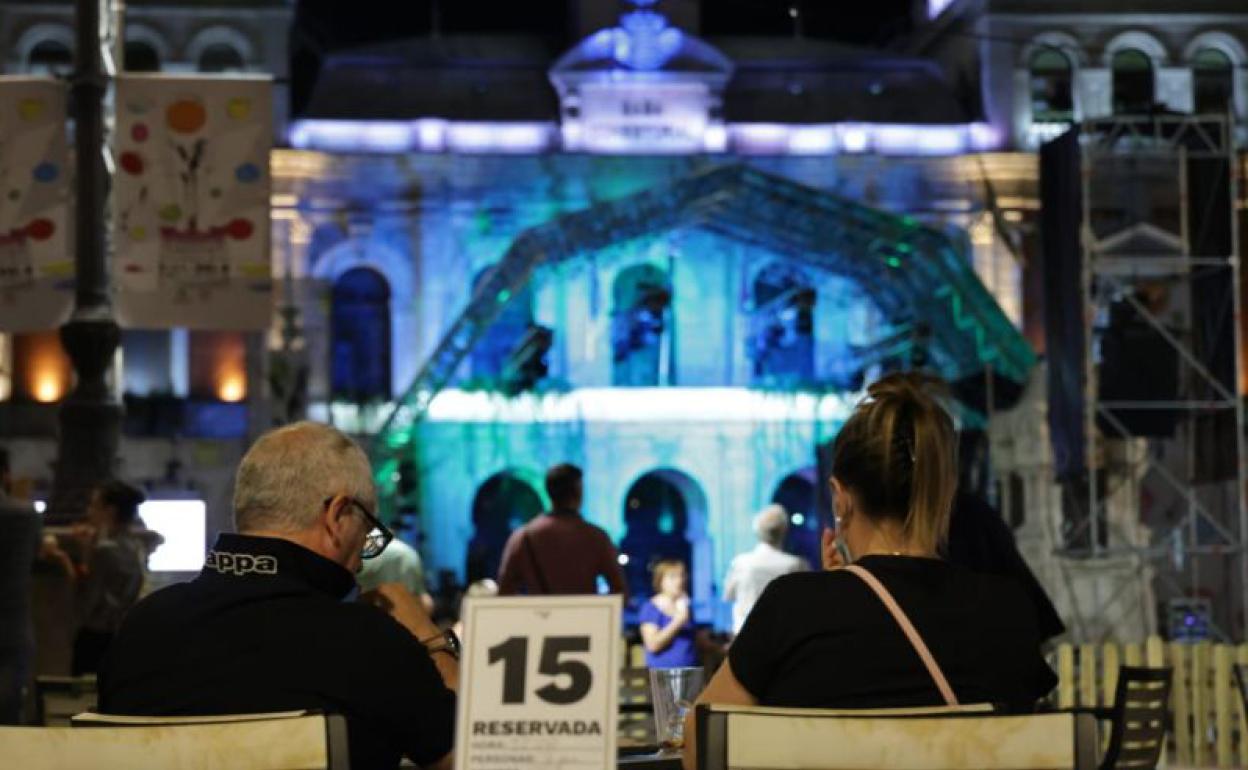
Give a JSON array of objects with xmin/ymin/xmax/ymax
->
[{"xmin": 47, "ymin": 0, "xmax": 123, "ymax": 524}]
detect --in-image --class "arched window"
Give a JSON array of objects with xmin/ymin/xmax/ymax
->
[
  {"xmin": 198, "ymin": 43, "xmax": 245, "ymax": 73},
  {"xmin": 750, "ymin": 263, "xmax": 815, "ymax": 386},
  {"xmin": 124, "ymin": 40, "xmax": 161, "ymax": 72},
  {"xmin": 466, "ymin": 472, "xmax": 544, "ymax": 583},
  {"xmin": 26, "ymin": 40, "xmax": 72, "ymax": 76},
  {"xmin": 330, "ymin": 267, "xmax": 391, "ymax": 402},
  {"xmin": 611, "ymin": 264, "xmax": 671, "ymax": 386},
  {"xmin": 1112, "ymin": 48, "xmax": 1154, "ymax": 114},
  {"xmin": 619, "ymin": 471, "xmax": 694, "ymax": 603},
  {"xmin": 1193, "ymin": 48, "xmax": 1234, "ymax": 115},
  {"xmin": 1029, "ymin": 48, "xmax": 1074, "ymax": 123}
]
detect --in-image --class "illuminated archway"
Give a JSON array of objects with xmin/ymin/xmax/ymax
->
[
  {"xmin": 619, "ymin": 468, "xmax": 709, "ymax": 614},
  {"xmin": 466, "ymin": 471, "xmax": 545, "ymax": 583},
  {"xmin": 330, "ymin": 267, "xmax": 391, "ymax": 402},
  {"xmin": 611, "ymin": 263, "xmax": 672, "ymax": 386}
]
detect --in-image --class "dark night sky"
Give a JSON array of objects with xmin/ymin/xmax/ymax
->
[
  {"xmin": 291, "ymin": 0, "xmax": 916, "ymax": 115},
  {"xmin": 294, "ymin": 0, "xmax": 915, "ymax": 50}
]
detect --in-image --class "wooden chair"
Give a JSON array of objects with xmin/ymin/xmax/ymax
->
[
  {"xmin": 619, "ymin": 667, "xmax": 658, "ymax": 746},
  {"xmin": 1094, "ymin": 666, "xmax": 1171, "ymax": 770},
  {"xmin": 1, "ymin": 711, "xmax": 349, "ymax": 769},
  {"xmin": 33, "ymin": 675, "xmax": 97, "ymax": 727},
  {"xmin": 695, "ymin": 704, "xmax": 1098, "ymax": 770}
]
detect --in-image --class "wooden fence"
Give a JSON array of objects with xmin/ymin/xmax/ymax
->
[{"xmin": 1055, "ymin": 638, "xmax": 1248, "ymax": 767}]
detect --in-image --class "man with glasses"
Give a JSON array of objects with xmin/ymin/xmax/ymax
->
[{"xmin": 99, "ymin": 422, "xmax": 458, "ymax": 770}]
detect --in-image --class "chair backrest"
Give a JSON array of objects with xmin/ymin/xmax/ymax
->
[
  {"xmin": 1099, "ymin": 666, "xmax": 1172, "ymax": 770},
  {"xmin": 695, "ymin": 704, "xmax": 1097, "ymax": 770},
  {"xmin": 619, "ymin": 667, "xmax": 657, "ymax": 745},
  {"xmin": 0, "ymin": 712, "xmax": 349, "ymax": 770},
  {"xmin": 1234, "ymin": 664, "xmax": 1248, "ymax": 713}
]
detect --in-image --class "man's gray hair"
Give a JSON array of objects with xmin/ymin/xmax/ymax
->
[
  {"xmin": 754, "ymin": 503, "xmax": 789, "ymax": 546},
  {"xmin": 233, "ymin": 421, "xmax": 376, "ymax": 533}
]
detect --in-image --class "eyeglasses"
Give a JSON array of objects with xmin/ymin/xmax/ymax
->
[{"xmin": 324, "ymin": 496, "xmax": 393, "ymax": 559}]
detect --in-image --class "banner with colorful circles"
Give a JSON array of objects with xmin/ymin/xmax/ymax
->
[
  {"xmin": 114, "ymin": 75, "xmax": 273, "ymax": 329},
  {"xmin": 0, "ymin": 77, "xmax": 72, "ymax": 331}
]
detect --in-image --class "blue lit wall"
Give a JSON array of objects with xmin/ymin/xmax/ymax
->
[
  {"xmin": 414, "ymin": 402, "xmax": 846, "ymax": 627},
  {"xmin": 287, "ymin": 152, "xmax": 1015, "ymax": 626}
]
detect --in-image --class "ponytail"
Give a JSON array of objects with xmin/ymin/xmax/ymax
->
[{"xmin": 831, "ymin": 373, "xmax": 957, "ymax": 553}]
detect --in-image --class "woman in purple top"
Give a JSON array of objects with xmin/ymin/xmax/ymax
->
[{"xmin": 639, "ymin": 560, "xmax": 700, "ymax": 668}]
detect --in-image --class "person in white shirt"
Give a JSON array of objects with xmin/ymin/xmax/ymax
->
[{"xmin": 723, "ymin": 504, "xmax": 808, "ymax": 635}]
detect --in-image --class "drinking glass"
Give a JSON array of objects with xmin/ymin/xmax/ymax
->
[{"xmin": 649, "ymin": 667, "xmax": 705, "ymax": 750}]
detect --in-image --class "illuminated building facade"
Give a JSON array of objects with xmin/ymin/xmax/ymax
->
[{"xmin": 2, "ymin": 0, "xmax": 1246, "ymax": 631}]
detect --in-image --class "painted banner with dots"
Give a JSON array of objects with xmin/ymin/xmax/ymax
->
[
  {"xmin": 114, "ymin": 75, "xmax": 273, "ymax": 329},
  {"xmin": 0, "ymin": 76, "xmax": 72, "ymax": 331}
]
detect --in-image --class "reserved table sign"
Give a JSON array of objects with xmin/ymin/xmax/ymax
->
[{"xmin": 455, "ymin": 595, "xmax": 622, "ymax": 770}]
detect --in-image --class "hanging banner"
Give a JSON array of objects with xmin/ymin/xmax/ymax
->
[
  {"xmin": 0, "ymin": 77, "xmax": 72, "ymax": 331},
  {"xmin": 114, "ymin": 75, "xmax": 273, "ymax": 329}
]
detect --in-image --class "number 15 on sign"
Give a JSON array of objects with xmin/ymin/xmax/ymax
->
[{"xmin": 455, "ymin": 595, "xmax": 622, "ymax": 770}]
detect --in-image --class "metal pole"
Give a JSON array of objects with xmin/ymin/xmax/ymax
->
[
  {"xmin": 1081, "ymin": 131, "xmax": 1101, "ymax": 558},
  {"xmin": 1229, "ymin": 135, "xmax": 1248, "ymax": 641},
  {"xmin": 47, "ymin": 0, "xmax": 122, "ymax": 524},
  {"xmin": 1179, "ymin": 145, "xmax": 1202, "ymax": 609}
]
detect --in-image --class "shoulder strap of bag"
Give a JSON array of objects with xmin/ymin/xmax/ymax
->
[
  {"xmin": 842, "ymin": 564, "xmax": 959, "ymax": 706},
  {"xmin": 520, "ymin": 528, "xmax": 551, "ymax": 594}
]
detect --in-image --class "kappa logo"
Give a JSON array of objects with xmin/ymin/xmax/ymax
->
[{"xmin": 205, "ymin": 550, "xmax": 279, "ymax": 577}]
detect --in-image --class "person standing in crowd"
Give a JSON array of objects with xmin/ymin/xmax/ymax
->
[
  {"xmin": 946, "ymin": 490, "xmax": 1066, "ymax": 643},
  {"xmin": 99, "ymin": 422, "xmax": 458, "ymax": 770},
  {"xmin": 944, "ymin": 429, "xmax": 1065, "ymax": 642},
  {"xmin": 41, "ymin": 480, "xmax": 157, "ymax": 675},
  {"xmin": 684, "ymin": 374, "xmax": 1056, "ymax": 769},
  {"xmin": 639, "ymin": 560, "xmax": 700, "ymax": 669},
  {"xmin": 722, "ymin": 504, "xmax": 807, "ymax": 635},
  {"xmin": 498, "ymin": 463, "xmax": 627, "ymax": 596},
  {"xmin": 357, "ymin": 525, "xmax": 434, "ymax": 613},
  {"xmin": 0, "ymin": 448, "xmax": 39, "ymax": 724}
]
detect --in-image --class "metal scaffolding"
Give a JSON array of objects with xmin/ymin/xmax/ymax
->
[{"xmin": 1065, "ymin": 113, "xmax": 1247, "ymax": 640}]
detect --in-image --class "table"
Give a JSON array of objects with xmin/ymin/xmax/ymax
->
[{"xmin": 617, "ymin": 749, "xmax": 682, "ymax": 769}]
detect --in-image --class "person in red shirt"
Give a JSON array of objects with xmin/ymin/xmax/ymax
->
[{"xmin": 497, "ymin": 464, "xmax": 627, "ymax": 596}]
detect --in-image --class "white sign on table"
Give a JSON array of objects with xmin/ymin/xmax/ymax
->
[{"xmin": 455, "ymin": 595, "xmax": 622, "ymax": 770}]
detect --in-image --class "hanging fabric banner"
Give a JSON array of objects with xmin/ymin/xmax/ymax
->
[
  {"xmin": 0, "ymin": 77, "xmax": 72, "ymax": 331},
  {"xmin": 114, "ymin": 75, "xmax": 273, "ymax": 329}
]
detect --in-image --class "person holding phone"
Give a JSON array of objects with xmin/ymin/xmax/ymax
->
[{"xmin": 683, "ymin": 374, "xmax": 1057, "ymax": 770}]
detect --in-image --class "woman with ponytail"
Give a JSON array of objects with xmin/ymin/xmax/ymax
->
[{"xmin": 683, "ymin": 374, "xmax": 1056, "ymax": 769}]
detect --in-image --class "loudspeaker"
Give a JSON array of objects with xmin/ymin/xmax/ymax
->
[
  {"xmin": 1187, "ymin": 155, "xmax": 1237, "ymax": 482},
  {"xmin": 1097, "ymin": 296, "xmax": 1179, "ymax": 438},
  {"xmin": 1040, "ymin": 129, "xmax": 1086, "ymax": 481}
]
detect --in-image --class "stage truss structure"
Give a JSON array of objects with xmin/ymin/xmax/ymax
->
[
  {"xmin": 1061, "ymin": 113, "xmax": 1248, "ymax": 641},
  {"xmin": 370, "ymin": 164, "xmax": 1036, "ymax": 507}
]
